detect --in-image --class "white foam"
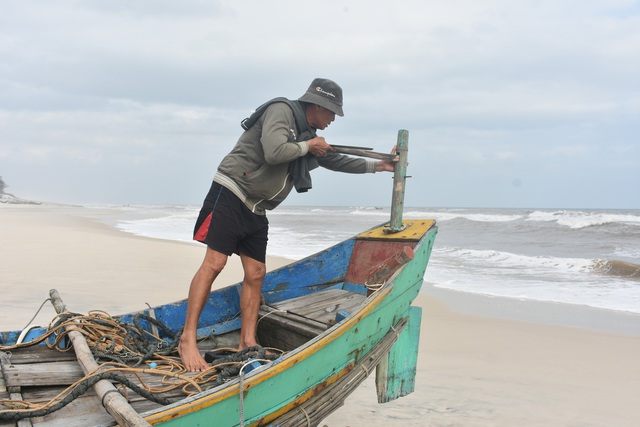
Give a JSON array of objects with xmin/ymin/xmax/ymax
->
[
  {"xmin": 426, "ymin": 247, "xmax": 640, "ymax": 314},
  {"xmin": 527, "ymin": 210, "xmax": 640, "ymax": 229}
]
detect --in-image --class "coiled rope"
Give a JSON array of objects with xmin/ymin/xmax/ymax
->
[{"xmin": 0, "ymin": 311, "xmax": 283, "ymax": 421}]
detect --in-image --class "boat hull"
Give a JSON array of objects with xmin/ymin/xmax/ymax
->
[
  {"xmin": 145, "ymin": 221, "xmax": 437, "ymax": 426},
  {"xmin": 0, "ymin": 220, "xmax": 437, "ymax": 427}
]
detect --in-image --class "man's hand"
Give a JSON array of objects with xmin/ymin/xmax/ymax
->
[
  {"xmin": 375, "ymin": 160, "xmax": 396, "ymax": 172},
  {"xmin": 307, "ymin": 137, "xmax": 334, "ymax": 157},
  {"xmin": 375, "ymin": 145, "xmax": 399, "ymax": 172}
]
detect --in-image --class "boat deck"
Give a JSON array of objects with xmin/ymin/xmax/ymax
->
[
  {"xmin": 1, "ymin": 287, "xmax": 367, "ymax": 426},
  {"xmin": 258, "ymin": 288, "xmax": 367, "ymax": 350}
]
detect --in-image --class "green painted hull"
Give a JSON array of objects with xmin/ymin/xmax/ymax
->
[{"xmin": 144, "ymin": 222, "xmax": 437, "ymax": 427}]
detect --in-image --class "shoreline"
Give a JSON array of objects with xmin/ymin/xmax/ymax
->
[
  {"xmin": 2, "ymin": 204, "xmax": 640, "ymax": 426},
  {"xmin": 423, "ymin": 284, "xmax": 640, "ymax": 337}
]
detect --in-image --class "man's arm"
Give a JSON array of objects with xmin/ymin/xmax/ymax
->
[
  {"xmin": 317, "ymin": 151, "xmax": 373, "ymax": 173},
  {"xmin": 318, "ymin": 150, "xmax": 397, "ymax": 173},
  {"xmin": 259, "ymin": 103, "xmax": 308, "ymax": 164}
]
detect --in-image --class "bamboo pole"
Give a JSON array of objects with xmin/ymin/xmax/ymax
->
[
  {"xmin": 385, "ymin": 129, "xmax": 409, "ymax": 233},
  {"xmin": 49, "ymin": 289, "xmax": 152, "ymax": 427}
]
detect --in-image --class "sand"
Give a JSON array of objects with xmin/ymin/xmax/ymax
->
[{"xmin": 2, "ymin": 204, "xmax": 640, "ymax": 426}]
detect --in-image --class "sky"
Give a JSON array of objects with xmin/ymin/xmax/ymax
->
[{"xmin": 1, "ymin": 0, "xmax": 639, "ymax": 209}]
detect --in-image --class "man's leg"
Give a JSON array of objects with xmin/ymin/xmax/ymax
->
[
  {"xmin": 238, "ymin": 253, "xmax": 267, "ymax": 349},
  {"xmin": 178, "ymin": 247, "xmax": 228, "ymax": 371}
]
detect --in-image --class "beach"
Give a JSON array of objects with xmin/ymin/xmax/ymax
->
[{"xmin": 1, "ymin": 204, "xmax": 639, "ymax": 426}]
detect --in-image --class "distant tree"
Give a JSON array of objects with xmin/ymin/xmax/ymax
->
[{"xmin": 0, "ymin": 176, "xmax": 6, "ymax": 194}]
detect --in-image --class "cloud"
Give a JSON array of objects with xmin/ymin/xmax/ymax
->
[{"xmin": 1, "ymin": 0, "xmax": 639, "ymax": 208}]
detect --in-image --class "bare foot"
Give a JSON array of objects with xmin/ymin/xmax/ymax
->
[{"xmin": 178, "ymin": 337, "xmax": 209, "ymax": 372}]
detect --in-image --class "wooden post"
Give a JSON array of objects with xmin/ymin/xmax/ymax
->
[
  {"xmin": 49, "ymin": 289, "xmax": 152, "ymax": 427},
  {"xmin": 385, "ymin": 129, "xmax": 409, "ymax": 233}
]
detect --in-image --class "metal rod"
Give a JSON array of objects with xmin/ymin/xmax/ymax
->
[{"xmin": 386, "ymin": 129, "xmax": 409, "ymax": 233}]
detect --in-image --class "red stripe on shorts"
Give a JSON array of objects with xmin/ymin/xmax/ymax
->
[{"xmin": 194, "ymin": 212, "xmax": 213, "ymax": 242}]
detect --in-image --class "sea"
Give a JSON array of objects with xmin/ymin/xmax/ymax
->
[{"xmin": 93, "ymin": 205, "xmax": 640, "ymax": 315}]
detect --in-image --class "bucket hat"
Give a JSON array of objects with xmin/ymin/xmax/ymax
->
[{"xmin": 298, "ymin": 78, "xmax": 344, "ymax": 117}]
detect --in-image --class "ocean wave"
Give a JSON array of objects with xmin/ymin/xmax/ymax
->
[
  {"xmin": 278, "ymin": 207, "xmax": 525, "ymax": 223},
  {"xmin": 401, "ymin": 211, "xmax": 523, "ymax": 222},
  {"xmin": 436, "ymin": 247, "xmax": 595, "ymax": 274},
  {"xmin": 271, "ymin": 207, "xmax": 361, "ymax": 216},
  {"xmin": 428, "ymin": 248, "xmax": 640, "ymax": 313},
  {"xmin": 593, "ymin": 260, "xmax": 640, "ymax": 279},
  {"xmin": 350, "ymin": 209, "xmax": 389, "ymax": 217},
  {"xmin": 115, "ymin": 215, "xmax": 196, "ymax": 243},
  {"xmin": 527, "ymin": 210, "xmax": 640, "ymax": 229},
  {"xmin": 614, "ymin": 246, "xmax": 640, "ymax": 259},
  {"xmin": 434, "ymin": 247, "xmax": 640, "ymax": 284}
]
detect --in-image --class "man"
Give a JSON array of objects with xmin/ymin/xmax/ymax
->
[{"xmin": 178, "ymin": 78, "xmax": 396, "ymax": 371}]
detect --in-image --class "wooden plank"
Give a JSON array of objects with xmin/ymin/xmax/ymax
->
[
  {"xmin": 5, "ymin": 347, "xmax": 76, "ymax": 365},
  {"xmin": 271, "ymin": 289, "xmax": 347, "ymax": 313},
  {"xmin": 297, "ymin": 293, "xmax": 366, "ymax": 324},
  {"xmin": 2, "ymin": 361, "xmax": 84, "ymax": 388},
  {"xmin": 258, "ymin": 289, "xmax": 369, "ymax": 349},
  {"xmin": 28, "ymin": 392, "xmax": 110, "ymax": 427},
  {"xmin": 267, "ymin": 289, "xmax": 366, "ymax": 325},
  {"xmin": 258, "ymin": 308, "xmax": 326, "ymax": 350},
  {"xmin": 0, "ymin": 355, "xmax": 17, "ymax": 427},
  {"xmin": 1, "ymin": 352, "xmax": 32, "ymax": 427},
  {"xmin": 376, "ymin": 306, "xmax": 422, "ymax": 403},
  {"xmin": 0, "ymin": 361, "xmax": 7, "ymax": 397},
  {"xmin": 31, "ymin": 412, "xmax": 114, "ymax": 427},
  {"xmin": 24, "ymin": 381, "xmax": 177, "ymax": 427},
  {"xmin": 292, "ymin": 290, "xmax": 353, "ymax": 313}
]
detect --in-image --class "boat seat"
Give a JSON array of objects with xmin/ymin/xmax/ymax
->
[{"xmin": 257, "ymin": 288, "xmax": 366, "ymax": 351}]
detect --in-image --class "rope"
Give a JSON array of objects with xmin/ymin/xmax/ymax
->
[
  {"xmin": 256, "ymin": 309, "xmax": 288, "ymax": 326},
  {"xmin": 364, "ymin": 281, "xmax": 384, "ymax": 292},
  {"xmin": 20, "ymin": 297, "xmax": 52, "ymax": 332},
  {"xmin": 299, "ymin": 407, "xmax": 312, "ymax": 427},
  {"xmin": 0, "ymin": 310, "xmax": 285, "ymax": 422},
  {"xmin": 0, "ymin": 370, "xmax": 172, "ymax": 421},
  {"xmin": 237, "ymin": 355, "xmax": 274, "ymax": 427}
]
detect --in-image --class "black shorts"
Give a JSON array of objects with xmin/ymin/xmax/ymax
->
[{"xmin": 193, "ymin": 182, "xmax": 269, "ymax": 263}]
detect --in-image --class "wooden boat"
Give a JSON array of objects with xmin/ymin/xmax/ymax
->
[{"xmin": 0, "ymin": 131, "xmax": 438, "ymax": 427}]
